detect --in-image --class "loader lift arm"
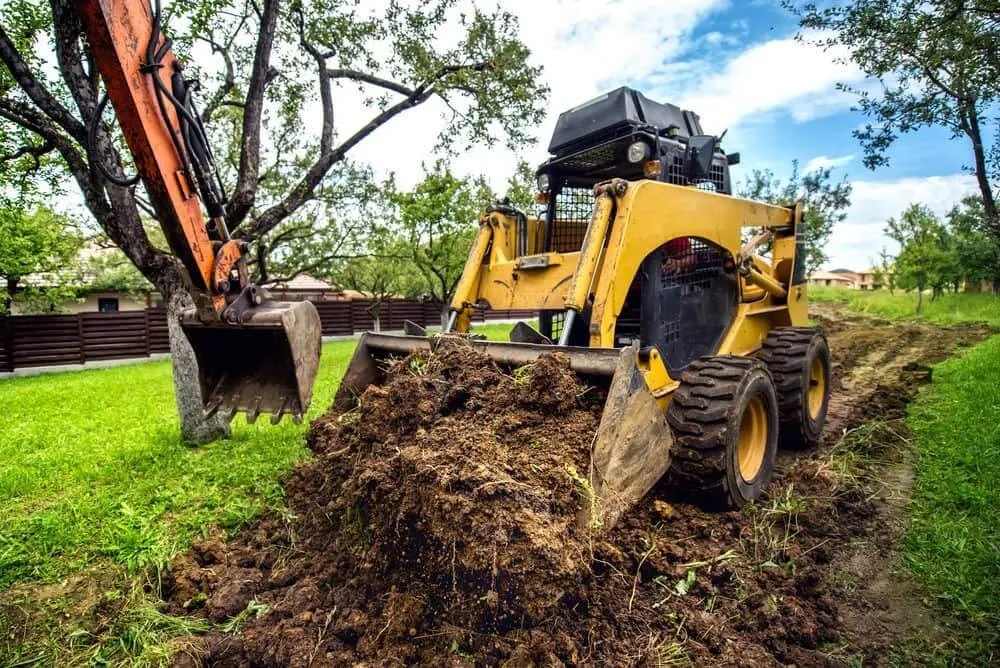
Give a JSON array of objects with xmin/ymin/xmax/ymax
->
[{"xmin": 76, "ymin": 0, "xmax": 321, "ymax": 423}]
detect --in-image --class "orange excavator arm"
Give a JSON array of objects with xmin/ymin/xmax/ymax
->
[{"xmin": 75, "ymin": 0, "xmax": 321, "ymax": 424}]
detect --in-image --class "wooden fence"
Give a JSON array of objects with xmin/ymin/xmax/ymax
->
[{"xmin": 0, "ymin": 301, "xmax": 536, "ymax": 372}]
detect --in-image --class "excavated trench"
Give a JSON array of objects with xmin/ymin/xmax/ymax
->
[{"xmin": 165, "ymin": 305, "xmax": 994, "ymax": 667}]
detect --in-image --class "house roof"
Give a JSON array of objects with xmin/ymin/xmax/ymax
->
[
  {"xmin": 809, "ymin": 270, "xmax": 856, "ymax": 282},
  {"xmin": 272, "ymin": 274, "xmax": 334, "ymax": 292}
]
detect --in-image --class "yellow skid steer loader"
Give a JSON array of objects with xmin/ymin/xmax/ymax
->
[{"xmin": 336, "ymin": 88, "xmax": 831, "ymax": 529}]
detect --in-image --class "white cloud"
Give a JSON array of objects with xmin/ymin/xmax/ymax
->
[
  {"xmin": 804, "ymin": 154, "xmax": 855, "ymax": 173},
  {"xmin": 823, "ymin": 173, "xmax": 980, "ymax": 269},
  {"xmin": 666, "ymin": 31, "xmax": 864, "ymax": 132},
  {"xmin": 335, "ymin": 0, "xmax": 730, "ymax": 189}
]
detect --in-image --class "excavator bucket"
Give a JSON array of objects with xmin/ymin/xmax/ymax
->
[
  {"xmin": 334, "ymin": 333, "xmax": 673, "ymax": 530},
  {"xmin": 180, "ymin": 301, "xmax": 322, "ymax": 424}
]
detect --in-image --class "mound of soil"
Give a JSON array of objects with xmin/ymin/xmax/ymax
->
[
  {"xmin": 166, "ymin": 346, "xmax": 606, "ymax": 665},
  {"xmin": 166, "ymin": 312, "xmax": 995, "ymax": 667}
]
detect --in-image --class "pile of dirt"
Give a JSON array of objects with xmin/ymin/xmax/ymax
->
[
  {"xmin": 165, "ymin": 311, "xmax": 995, "ymax": 667},
  {"xmin": 165, "ymin": 346, "xmax": 607, "ymax": 665}
]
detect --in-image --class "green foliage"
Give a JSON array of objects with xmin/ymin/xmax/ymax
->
[
  {"xmin": 390, "ymin": 160, "xmax": 492, "ymax": 304},
  {"xmin": 738, "ymin": 160, "xmax": 852, "ymax": 271},
  {"xmin": 948, "ymin": 195, "xmax": 1000, "ymax": 285},
  {"xmin": 789, "ymin": 0, "xmax": 999, "ymax": 224},
  {"xmin": 870, "ymin": 247, "xmax": 895, "ymax": 294},
  {"xmin": 82, "ymin": 253, "xmax": 151, "ymax": 297},
  {"xmin": 253, "ymin": 162, "xmax": 383, "ymax": 285},
  {"xmin": 903, "ymin": 334, "xmax": 1000, "ymax": 661},
  {"xmin": 810, "ymin": 286, "xmax": 1000, "ymax": 327},
  {"xmin": 884, "ymin": 204, "xmax": 956, "ymax": 312},
  {"xmin": 0, "ymin": 202, "xmax": 83, "ymax": 313},
  {"xmin": 504, "ymin": 159, "xmax": 539, "ymax": 213}
]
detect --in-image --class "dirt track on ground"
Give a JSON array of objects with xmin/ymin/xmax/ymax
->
[{"xmin": 165, "ymin": 306, "xmax": 994, "ymax": 667}]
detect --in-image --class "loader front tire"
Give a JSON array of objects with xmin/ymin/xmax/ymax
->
[
  {"xmin": 759, "ymin": 327, "xmax": 831, "ymax": 450},
  {"xmin": 667, "ymin": 356, "xmax": 779, "ymax": 509}
]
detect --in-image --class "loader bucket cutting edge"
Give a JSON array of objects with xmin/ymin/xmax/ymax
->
[
  {"xmin": 334, "ymin": 333, "xmax": 673, "ymax": 531},
  {"xmin": 180, "ymin": 300, "xmax": 322, "ymax": 424}
]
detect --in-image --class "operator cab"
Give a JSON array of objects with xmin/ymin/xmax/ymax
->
[{"xmin": 532, "ymin": 87, "xmax": 740, "ymax": 374}]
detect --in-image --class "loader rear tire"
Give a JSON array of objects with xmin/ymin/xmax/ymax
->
[
  {"xmin": 667, "ymin": 356, "xmax": 779, "ymax": 509},
  {"xmin": 759, "ymin": 327, "xmax": 830, "ymax": 450}
]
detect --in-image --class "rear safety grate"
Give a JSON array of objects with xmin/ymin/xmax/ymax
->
[{"xmin": 549, "ymin": 187, "xmax": 593, "ymax": 252}]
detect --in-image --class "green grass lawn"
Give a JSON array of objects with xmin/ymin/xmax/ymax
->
[
  {"xmin": 0, "ymin": 322, "xmax": 518, "ymax": 591},
  {"xmin": 810, "ymin": 285, "xmax": 1000, "ymax": 327},
  {"xmin": 0, "ymin": 339, "xmax": 347, "ymax": 590},
  {"xmin": 811, "ymin": 287, "xmax": 1000, "ymax": 661},
  {"xmin": 0, "ymin": 321, "xmax": 520, "ymax": 663},
  {"xmin": 902, "ymin": 334, "xmax": 1000, "ymax": 659}
]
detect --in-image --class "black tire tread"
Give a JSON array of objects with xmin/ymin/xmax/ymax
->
[
  {"xmin": 667, "ymin": 355, "xmax": 771, "ymax": 508},
  {"xmin": 758, "ymin": 327, "xmax": 826, "ymax": 449}
]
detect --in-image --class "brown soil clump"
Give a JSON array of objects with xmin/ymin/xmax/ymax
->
[{"xmin": 165, "ymin": 309, "xmax": 994, "ymax": 667}]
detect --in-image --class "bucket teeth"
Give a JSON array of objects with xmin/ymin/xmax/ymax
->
[
  {"xmin": 180, "ymin": 299, "xmax": 322, "ymax": 427},
  {"xmin": 270, "ymin": 397, "xmax": 289, "ymax": 425},
  {"xmin": 246, "ymin": 397, "xmax": 262, "ymax": 424},
  {"xmin": 204, "ymin": 395, "xmax": 224, "ymax": 419},
  {"xmin": 224, "ymin": 395, "xmax": 241, "ymax": 421}
]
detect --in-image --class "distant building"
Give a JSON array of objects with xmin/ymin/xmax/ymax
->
[
  {"xmin": 269, "ymin": 274, "xmax": 337, "ymax": 302},
  {"xmin": 807, "ymin": 268, "xmax": 881, "ymax": 290},
  {"xmin": 12, "ymin": 243, "xmax": 345, "ymax": 313},
  {"xmin": 807, "ymin": 271, "xmax": 856, "ymax": 289}
]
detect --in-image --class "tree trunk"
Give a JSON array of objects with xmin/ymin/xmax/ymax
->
[
  {"xmin": 165, "ymin": 287, "xmax": 231, "ymax": 444},
  {"xmin": 964, "ymin": 101, "xmax": 999, "ymax": 231},
  {"xmin": 916, "ymin": 286, "xmax": 923, "ymax": 314},
  {"xmin": 440, "ymin": 301, "xmax": 450, "ymax": 329}
]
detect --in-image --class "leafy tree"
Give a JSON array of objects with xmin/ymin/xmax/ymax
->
[
  {"xmin": 789, "ymin": 0, "xmax": 1000, "ymax": 229},
  {"xmin": 325, "ymin": 235, "xmax": 416, "ymax": 331},
  {"xmin": 738, "ymin": 160, "xmax": 852, "ymax": 272},
  {"xmin": 504, "ymin": 159, "xmax": 539, "ymax": 213},
  {"xmin": 947, "ymin": 195, "xmax": 1000, "ymax": 291},
  {"xmin": 0, "ymin": 202, "xmax": 82, "ymax": 314},
  {"xmin": 885, "ymin": 204, "xmax": 951, "ymax": 313},
  {"xmin": 0, "ymin": 1, "xmax": 545, "ymax": 441},
  {"xmin": 390, "ymin": 161, "xmax": 492, "ymax": 322},
  {"xmin": 871, "ymin": 247, "xmax": 896, "ymax": 294}
]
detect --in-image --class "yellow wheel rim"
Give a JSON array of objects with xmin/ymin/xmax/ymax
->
[
  {"xmin": 738, "ymin": 395, "xmax": 768, "ymax": 481},
  {"xmin": 807, "ymin": 356, "xmax": 826, "ymax": 419}
]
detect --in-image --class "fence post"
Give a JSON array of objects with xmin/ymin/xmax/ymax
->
[
  {"xmin": 144, "ymin": 308, "xmax": 151, "ymax": 357},
  {"xmin": 2, "ymin": 317, "xmax": 12, "ymax": 372},
  {"xmin": 77, "ymin": 313, "xmax": 85, "ymax": 364}
]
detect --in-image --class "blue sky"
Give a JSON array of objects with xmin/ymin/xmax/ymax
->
[{"xmin": 347, "ymin": 0, "xmax": 984, "ymax": 270}]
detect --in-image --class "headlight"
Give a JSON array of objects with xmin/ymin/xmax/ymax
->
[
  {"xmin": 536, "ymin": 173, "xmax": 550, "ymax": 192},
  {"xmin": 627, "ymin": 141, "xmax": 650, "ymax": 164}
]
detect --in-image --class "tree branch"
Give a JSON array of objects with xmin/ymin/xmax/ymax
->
[
  {"xmin": 50, "ymin": 0, "xmax": 99, "ymax": 122},
  {"xmin": 296, "ymin": 6, "xmax": 334, "ymax": 156},
  {"xmin": 225, "ymin": 0, "xmax": 279, "ymax": 228},
  {"xmin": 326, "ymin": 68, "xmax": 415, "ymax": 96},
  {"xmin": 198, "ymin": 35, "xmax": 238, "ymax": 122},
  {"xmin": 0, "ymin": 139, "xmax": 55, "ymax": 169},
  {"xmin": 0, "ymin": 20, "xmax": 88, "ymax": 144},
  {"xmin": 242, "ymin": 60, "xmax": 489, "ymax": 241}
]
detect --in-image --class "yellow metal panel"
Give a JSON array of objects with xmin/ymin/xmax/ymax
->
[
  {"xmin": 589, "ymin": 181, "xmax": 793, "ymax": 347},
  {"xmin": 475, "ymin": 254, "xmax": 580, "ymax": 310}
]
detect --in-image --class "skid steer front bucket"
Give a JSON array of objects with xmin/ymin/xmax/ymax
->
[
  {"xmin": 334, "ymin": 333, "xmax": 673, "ymax": 530},
  {"xmin": 180, "ymin": 300, "xmax": 322, "ymax": 424}
]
